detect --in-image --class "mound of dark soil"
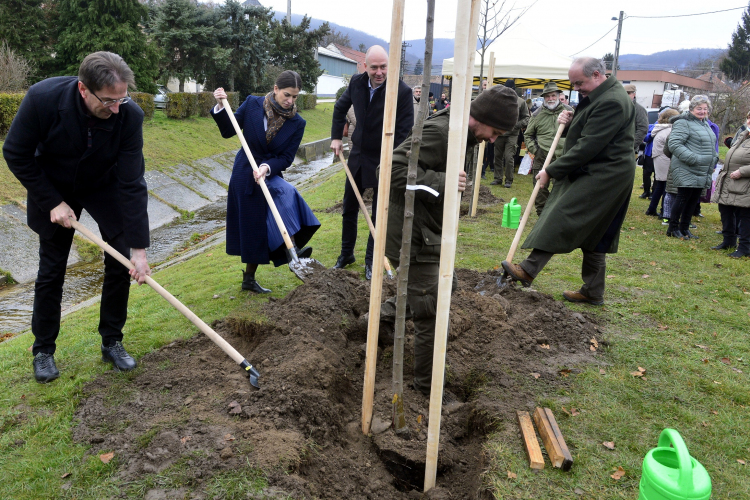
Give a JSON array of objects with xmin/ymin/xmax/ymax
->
[{"xmin": 74, "ymin": 267, "xmax": 602, "ymax": 499}]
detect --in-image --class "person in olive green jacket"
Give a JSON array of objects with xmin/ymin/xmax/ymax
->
[
  {"xmin": 524, "ymin": 82, "xmax": 574, "ymax": 215},
  {"xmin": 502, "ymin": 57, "xmax": 636, "ymax": 306},
  {"xmin": 491, "ymin": 79, "xmax": 530, "ymax": 187},
  {"xmin": 710, "ymin": 130, "xmax": 750, "ymax": 257},
  {"xmin": 381, "ymin": 85, "xmax": 520, "ymax": 396}
]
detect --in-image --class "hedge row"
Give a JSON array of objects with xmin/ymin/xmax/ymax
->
[
  {"xmin": 248, "ymin": 92, "xmax": 317, "ymax": 111},
  {"xmin": 130, "ymin": 92, "xmax": 155, "ymax": 118},
  {"xmin": 0, "ymin": 93, "xmax": 25, "ymax": 136}
]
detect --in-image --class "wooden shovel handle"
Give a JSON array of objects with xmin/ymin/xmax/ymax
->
[
  {"xmin": 505, "ymin": 123, "xmax": 565, "ymax": 263},
  {"xmin": 337, "ymin": 152, "xmax": 393, "ymax": 274},
  {"xmin": 220, "ymin": 98, "xmax": 295, "ymax": 253},
  {"xmin": 70, "ymin": 220, "xmax": 245, "ymax": 365}
]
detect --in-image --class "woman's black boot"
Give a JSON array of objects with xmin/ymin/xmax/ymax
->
[
  {"xmin": 666, "ymin": 221, "xmax": 685, "ymax": 239},
  {"xmin": 242, "ymin": 269, "xmax": 271, "ymax": 293},
  {"xmin": 711, "ymin": 239, "xmax": 737, "ymax": 250}
]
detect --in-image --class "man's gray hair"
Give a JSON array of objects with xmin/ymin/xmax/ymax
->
[
  {"xmin": 78, "ymin": 51, "xmax": 135, "ymax": 91},
  {"xmin": 572, "ymin": 57, "xmax": 607, "ymax": 77},
  {"xmin": 689, "ymin": 95, "xmax": 712, "ymax": 112}
]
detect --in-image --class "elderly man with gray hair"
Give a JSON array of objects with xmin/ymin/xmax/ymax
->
[{"xmin": 502, "ymin": 57, "xmax": 636, "ymax": 306}]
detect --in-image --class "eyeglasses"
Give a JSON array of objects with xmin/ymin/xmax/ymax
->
[{"xmin": 91, "ymin": 90, "xmax": 131, "ymax": 107}]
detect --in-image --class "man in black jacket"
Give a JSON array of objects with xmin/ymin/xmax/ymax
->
[
  {"xmin": 330, "ymin": 45, "xmax": 413, "ymax": 280},
  {"xmin": 3, "ymin": 51, "xmax": 151, "ymax": 383}
]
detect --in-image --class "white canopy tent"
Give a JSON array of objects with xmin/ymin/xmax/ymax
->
[{"xmin": 442, "ymin": 35, "xmax": 574, "ymax": 90}]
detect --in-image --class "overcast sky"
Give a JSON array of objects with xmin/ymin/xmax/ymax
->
[{"xmin": 256, "ymin": 0, "xmax": 745, "ymax": 59}]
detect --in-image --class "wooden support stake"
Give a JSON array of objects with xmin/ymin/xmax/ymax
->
[
  {"xmin": 361, "ymin": 0, "xmax": 405, "ymax": 435},
  {"xmin": 545, "ymin": 407, "xmax": 574, "ymax": 471},
  {"xmin": 423, "ymin": 0, "xmax": 481, "ymax": 492},
  {"xmin": 517, "ymin": 411, "xmax": 545, "ymax": 470},
  {"xmin": 533, "ymin": 407, "xmax": 565, "ymax": 468},
  {"xmin": 470, "ymin": 53, "xmax": 495, "ymax": 217}
]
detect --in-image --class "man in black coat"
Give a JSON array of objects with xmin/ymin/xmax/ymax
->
[
  {"xmin": 3, "ymin": 51, "xmax": 151, "ymax": 383},
  {"xmin": 330, "ymin": 45, "xmax": 413, "ymax": 280}
]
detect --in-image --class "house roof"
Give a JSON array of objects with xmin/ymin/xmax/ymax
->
[
  {"xmin": 613, "ymin": 70, "xmax": 711, "ymax": 91},
  {"xmin": 326, "ymin": 44, "xmax": 367, "ymax": 73},
  {"xmin": 317, "ymin": 46, "xmax": 358, "ymax": 65},
  {"xmin": 695, "ymin": 72, "xmax": 733, "ymax": 93}
]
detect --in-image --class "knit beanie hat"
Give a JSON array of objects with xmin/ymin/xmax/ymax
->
[{"xmin": 470, "ymin": 85, "xmax": 519, "ymax": 132}]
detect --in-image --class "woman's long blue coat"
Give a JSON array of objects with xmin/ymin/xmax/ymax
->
[{"xmin": 212, "ymin": 96, "xmax": 311, "ymax": 265}]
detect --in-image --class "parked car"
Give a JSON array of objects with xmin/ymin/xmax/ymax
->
[
  {"xmin": 154, "ymin": 85, "xmax": 170, "ymax": 109},
  {"xmin": 646, "ymin": 107, "xmax": 660, "ymax": 125}
]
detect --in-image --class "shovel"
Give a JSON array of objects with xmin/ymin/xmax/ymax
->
[
  {"xmin": 70, "ymin": 220, "xmax": 261, "ymax": 389},
  {"xmin": 501, "ymin": 123, "xmax": 565, "ymax": 285},
  {"xmin": 220, "ymin": 98, "xmax": 321, "ymax": 281},
  {"xmin": 337, "ymin": 152, "xmax": 394, "ymax": 279}
]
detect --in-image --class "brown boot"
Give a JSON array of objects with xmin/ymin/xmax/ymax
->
[
  {"xmin": 501, "ymin": 261, "xmax": 534, "ymax": 287},
  {"xmin": 562, "ymin": 290, "xmax": 603, "ymax": 306}
]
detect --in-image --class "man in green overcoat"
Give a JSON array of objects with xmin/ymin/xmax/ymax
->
[
  {"xmin": 502, "ymin": 57, "xmax": 636, "ymax": 305},
  {"xmin": 382, "ymin": 85, "xmax": 520, "ymax": 396}
]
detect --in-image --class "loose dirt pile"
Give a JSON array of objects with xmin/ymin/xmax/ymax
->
[{"xmin": 74, "ymin": 267, "xmax": 603, "ymax": 499}]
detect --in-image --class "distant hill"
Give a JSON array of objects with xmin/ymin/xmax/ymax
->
[
  {"xmin": 618, "ymin": 49, "xmax": 726, "ymax": 71},
  {"xmin": 271, "ymin": 11, "xmax": 725, "ymax": 75}
]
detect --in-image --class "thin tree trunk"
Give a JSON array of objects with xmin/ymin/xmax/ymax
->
[{"xmin": 392, "ymin": 0, "xmax": 436, "ymax": 435}]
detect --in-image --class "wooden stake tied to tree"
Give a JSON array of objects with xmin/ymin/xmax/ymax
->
[{"xmin": 470, "ymin": 52, "xmax": 495, "ymax": 217}]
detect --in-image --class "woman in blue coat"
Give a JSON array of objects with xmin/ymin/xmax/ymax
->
[{"xmin": 212, "ymin": 71, "xmax": 320, "ymax": 293}]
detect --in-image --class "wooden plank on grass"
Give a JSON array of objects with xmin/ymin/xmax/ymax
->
[
  {"xmin": 545, "ymin": 408, "xmax": 574, "ymax": 471},
  {"xmin": 534, "ymin": 407, "xmax": 564, "ymax": 468},
  {"xmin": 517, "ymin": 411, "xmax": 544, "ymax": 469}
]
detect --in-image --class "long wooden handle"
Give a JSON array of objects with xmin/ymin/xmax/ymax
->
[
  {"xmin": 505, "ymin": 122, "xmax": 565, "ymax": 263},
  {"xmin": 337, "ymin": 152, "xmax": 393, "ymax": 274},
  {"xmin": 70, "ymin": 220, "xmax": 245, "ymax": 365},
  {"xmin": 470, "ymin": 52, "xmax": 495, "ymax": 217},
  {"xmin": 220, "ymin": 98, "xmax": 295, "ymax": 253}
]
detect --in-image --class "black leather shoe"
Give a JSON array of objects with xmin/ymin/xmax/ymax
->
[
  {"xmin": 101, "ymin": 342, "xmax": 137, "ymax": 371},
  {"xmin": 639, "ymin": 192, "xmax": 649, "ymax": 199},
  {"xmin": 365, "ymin": 263, "xmax": 372, "ymax": 280},
  {"xmin": 333, "ymin": 254, "xmax": 356, "ymax": 269},
  {"xmin": 711, "ymin": 241, "xmax": 736, "ymax": 250},
  {"xmin": 666, "ymin": 229, "xmax": 686, "ymax": 239},
  {"xmin": 242, "ymin": 272, "xmax": 271, "ymax": 293},
  {"xmin": 729, "ymin": 250, "xmax": 750, "ymax": 258},
  {"xmin": 296, "ymin": 246, "xmax": 313, "ymax": 259},
  {"xmin": 33, "ymin": 353, "xmax": 60, "ymax": 383},
  {"xmin": 490, "ymin": 179, "xmax": 502, "ymax": 185},
  {"xmin": 684, "ymin": 230, "xmax": 699, "ymax": 239},
  {"xmin": 504, "ymin": 182, "xmax": 512, "ymax": 188},
  {"xmin": 645, "ymin": 210, "xmax": 658, "ymax": 216}
]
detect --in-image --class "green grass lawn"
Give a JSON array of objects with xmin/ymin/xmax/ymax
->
[{"xmin": 0, "ymin": 104, "xmax": 334, "ymax": 206}]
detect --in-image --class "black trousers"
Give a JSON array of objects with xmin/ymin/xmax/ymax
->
[
  {"xmin": 341, "ymin": 167, "xmax": 377, "ymax": 265},
  {"xmin": 32, "ymin": 225, "xmax": 131, "ymax": 355},
  {"xmin": 481, "ymin": 142, "xmax": 494, "ymax": 176},
  {"xmin": 719, "ymin": 203, "xmax": 750, "ymax": 253},
  {"xmin": 669, "ymin": 187, "xmax": 702, "ymax": 232},
  {"xmin": 642, "ymin": 156, "xmax": 654, "ymax": 194},
  {"xmin": 647, "ymin": 180, "xmax": 666, "ymax": 215}
]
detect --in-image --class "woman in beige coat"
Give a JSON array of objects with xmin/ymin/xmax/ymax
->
[{"xmin": 710, "ymin": 129, "xmax": 750, "ymax": 257}]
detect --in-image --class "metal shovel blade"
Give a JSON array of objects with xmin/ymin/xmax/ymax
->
[
  {"xmin": 288, "ymin": 257, "xmax": 325, "ymax": 281},
  {"xmin": 241, "ymin": 360, "xmax": 261, "ymax": 389}
]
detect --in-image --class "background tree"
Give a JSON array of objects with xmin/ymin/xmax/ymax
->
[
  {"xmin": 0, "ymin": 0, "xmax": 58, "ymax": 82},
  {"xmin": 151, "ymin": 0, "xmax": 212, "ymax": 92},
  {"xmin": 267, "ymin": 16, "xmax": 330, "ymax": 93},
  {"xmin": 602, "ymin": 52, "xmax": 619, "ymax": 71},
  {"xmin": 321, "ymin": 29, "xmax": 351, "ymax": 48},
  {"xmin": 358, "ymin": 43, "xmax": 366, "ymax": 53},
  {"xmin": 215, "ymin": 0, "xmax": 272, "ymax": 95},
  {"xmin": 0, "ymin": 42, "xmax": 33, "ymax": 92},
  {"xmin": 414, "ymin": 58, "xmax": 423, "ymax": 75},
  {"xmin": 720, "ymin": 1, "xmax": 750, "ymax": 82},
  {"xmin": 476, "ymin": 0, "xmax": 535, "ymax": 92},
  {"xmin": 54, "ymin": 0, "xmax": 160, "ymax": 92}
]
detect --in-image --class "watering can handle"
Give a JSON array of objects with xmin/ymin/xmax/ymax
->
[{"xmin": 658, "ymin": 428, "xmax": 693, "ymax": 492}]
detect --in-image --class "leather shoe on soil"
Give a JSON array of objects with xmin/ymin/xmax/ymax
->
[
  {"xmin": 365, "ymin": 263, "xmax": 372, "ymax": 281},
  {"xmin": 711, "ymin": 241, "xmax": 736, "ymax": 250},
  {"xmin": 563, "ymin": 290, "xmax": 603, "ymax": 306},
  {"xmin": 729, "ymin": 250, "xmax": 750, "ymax": 258},
  {"xmin": 501, "ymin": 261, "xmax": 533, "ymax": 287},
  {"xmin": 33, "ymin": 352, "xmax": 60, "ymax": 383},
  {"xmin": 101, "ymin": 342, "xmax": 137, "ymax": 371},
  {"xmin": 333, "ymin": 254, "xmax": 356, "ymax": 269}
]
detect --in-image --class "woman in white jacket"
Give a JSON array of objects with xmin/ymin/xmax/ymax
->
[{"xmin": 645, "ymin": 109, "xmax": 680, "ymax": 217}]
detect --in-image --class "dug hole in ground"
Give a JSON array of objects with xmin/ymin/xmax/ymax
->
[{"xmin": 73, "ymin": 187, "xmax": 601, "ymax": 499}]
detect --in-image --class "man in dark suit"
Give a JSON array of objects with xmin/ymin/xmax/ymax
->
[
  {"xmin": 3, "ymin": 51, "xmax": 151, "ymax": 383},
  {"xmin": 330, "ymin": 45, "xmax": 413, "ymax": 280}
]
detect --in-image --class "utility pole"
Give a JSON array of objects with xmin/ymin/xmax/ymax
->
[
  {"xmin": 286, "ymin": 0, "xmax": 291, "ymax": 24},
  {"xmin": 612, "ymin": 11, "xmax": 623, "ymax": 79},
  {"xmin": 399, "ymin": 41, "xmax": 412, "ymax": 80}
]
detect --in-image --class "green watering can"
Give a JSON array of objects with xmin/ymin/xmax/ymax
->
[
  {"xmin": 501, "ymin": 197, "xmax": 521, "ymax": 229},
  {"xmin": 639, "ymin": 429, "xmax": 711, "ymax": 500}
]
